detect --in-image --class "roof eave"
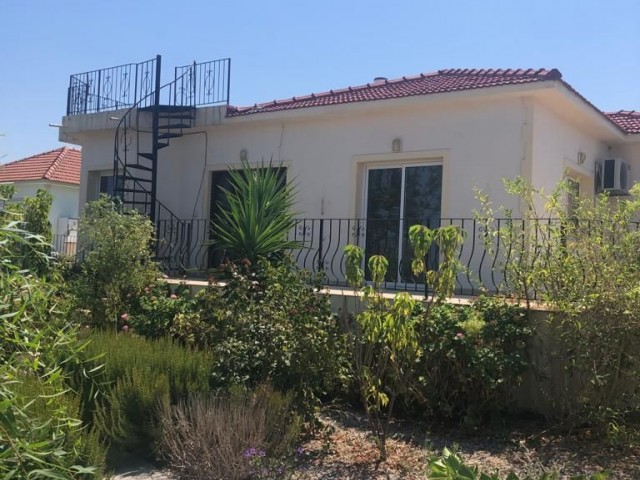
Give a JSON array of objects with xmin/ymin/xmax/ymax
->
[
  {"xmin": 0, "ymin": 179, "xmax": 80, "ymax": 186},
  {"xmin": 546, "ymin": 81, "xmax": 629, "ymax": 141},
  {"xmin": 222, "ymin": 81, "xmax": 558, "ymax": 125}
]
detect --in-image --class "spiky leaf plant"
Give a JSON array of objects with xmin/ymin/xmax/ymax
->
[{"xmin": 213, "ymin": 160, "xmax": 300, "ymax": 264}]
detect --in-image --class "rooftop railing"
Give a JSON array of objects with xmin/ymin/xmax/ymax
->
[{"xmin": 66, "ymin": 56, "xmax": 231, "ymax": 115}]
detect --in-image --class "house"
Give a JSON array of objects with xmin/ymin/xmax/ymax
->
[
  {"xmin": 0, "ymin": 147, "xmax": 81, "ymax": 254},
  {"xmin": 58, "ymin": 56, "xmax": 640, "ymax": 292}
]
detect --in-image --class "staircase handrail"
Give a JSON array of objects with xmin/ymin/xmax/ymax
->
[{"xmin": 113, "ymin": 62, "xmax": 196, "ymax": 223}]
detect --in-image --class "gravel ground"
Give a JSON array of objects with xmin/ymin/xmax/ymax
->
[{"xmin": 110, "ymin": 458, "xmax": 174, "ymax": 480}]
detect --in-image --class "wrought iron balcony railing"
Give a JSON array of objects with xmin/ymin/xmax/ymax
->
[
  {"xmin": 66, "ymin": 56, "xmax": 231, "ymax": 116},
  {"xmin": 55, "ymin": 216, "xmax": 640, "ymax": 299},
  {"xmin": 153, "ymin": 217, "xmax": 539, "ymax": 297}
]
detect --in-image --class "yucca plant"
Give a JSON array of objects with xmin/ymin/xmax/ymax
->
[{"xmin": 213, "ymin": 160, "xmax": 300, "ymax": 264}]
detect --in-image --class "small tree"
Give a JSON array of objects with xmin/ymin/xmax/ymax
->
[
  {"xmin": 344, "ymin": 224, "xmax": 463, "ymax": 460},
  {"xmin": 22, "ymin": 188, "xmax": 53, "ymax": 275},
  {"xmin": 72, "ymin": 196, "xmax": 159, "ymax": 328}
]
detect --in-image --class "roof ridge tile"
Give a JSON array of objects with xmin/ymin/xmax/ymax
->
[{"xmin": 43, "ymin": 147, "xmax": 67, "ymax": 181}]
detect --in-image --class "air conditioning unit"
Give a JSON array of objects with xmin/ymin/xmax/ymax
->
[
  {"xmin": 67, "ymin": 218, "xmax": 79, "ymax": 232},
  {"xmin": 595, "ymin": 158, "xmax": 631, "ymax": 195},
  {"xmin": 56, "ymin": 217, "xmax": 79, "ymax": 236}
]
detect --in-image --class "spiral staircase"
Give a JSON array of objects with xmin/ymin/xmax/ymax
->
[{"xmin": 67, "ymin": 54, "xmax": 230, "ymax": 272}]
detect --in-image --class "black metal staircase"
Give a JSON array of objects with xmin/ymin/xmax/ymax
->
[
  {"xmin": 67, "ymin": 54, "xmax": 230, "ymax": 272},
  {"xmin": 112, "ymin": 56, "xmax": 195, "ymax": 223}
]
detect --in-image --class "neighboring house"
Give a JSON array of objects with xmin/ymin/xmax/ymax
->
[
  {"xmin": 58, "ymin": 56, "xmax": 640, "ymax": 291},
  {"xmin": 0, "ymin": 147, "xmax": 81, "ymax": 254}
]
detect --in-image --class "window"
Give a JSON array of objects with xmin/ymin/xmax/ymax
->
[
  {"xmin": 87, "ymin": 172, "xmax": 116, "ymax": 202},
  {"xmin": 364, "ymin": 163, "xmax": 442, "ymax": 283},
  {"xmin": 99, "ymin": 175, "xmax": 115, "ymax": 197}
]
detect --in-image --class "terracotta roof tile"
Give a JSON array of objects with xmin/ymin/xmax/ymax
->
[
  {"xmin": 0, "ymin": 147, "xmax": 81, "ymax": 185},
  {"xmin": 227, "ymin": 68, "xmax": 563, "ymax": 117},
  {"xmin": 605, "ymin": 110, "xmax": 640, "ymax": 134}
]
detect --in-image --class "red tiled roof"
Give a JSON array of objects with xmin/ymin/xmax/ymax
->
[
  {"xmin": 0, "ymin": 147, "xmax": 81, "ymax": 185},
  {"xmin": 605, "ymin": 111, "xmax": 640, "ymax": 134},
  {"xmin": 227, "ymin": 68, "xmax": 563, "ymax": 117}
]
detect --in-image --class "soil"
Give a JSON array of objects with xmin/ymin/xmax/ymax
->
[
  {"xmin": 111, "ymin": 409, "xmax": 640, "ymax": 479},
  {"xmin": 292, "ymin": 409, "xmax": 640, "ymax": 479}
]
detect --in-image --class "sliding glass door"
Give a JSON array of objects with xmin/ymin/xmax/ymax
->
[{"xmin": 364, "ymin": 164, "xmax": 442, "ymax": 283}]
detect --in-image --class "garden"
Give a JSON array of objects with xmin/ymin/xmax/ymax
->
[{"xmin": 1, "ymin": 167, "xmax": 639, "ymax": 479}]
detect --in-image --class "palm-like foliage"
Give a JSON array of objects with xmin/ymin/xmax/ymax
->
[{"xmin": 213, "ymin": 160, "xmax": 300, "ymax": 263}]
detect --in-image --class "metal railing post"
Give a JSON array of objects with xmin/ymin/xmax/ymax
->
[
  {"xmin": 192, "ymin": 61, "xmax": 197, "ymax": 108},
  {"xmin": 226, "ymin": 58, "xmax": 231, "ymax": 105},
  {"xmin": 96, "ymin": 70, "xmax": 101, "ymax": 112},
  {"xmin": 317, "ymin": 219, "xmax": 324, "ymax": 273}
]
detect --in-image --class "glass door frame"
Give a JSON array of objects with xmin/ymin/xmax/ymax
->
[{"xmin": 361, "ymin": 160, "xmax": 443, "ymax": 287}]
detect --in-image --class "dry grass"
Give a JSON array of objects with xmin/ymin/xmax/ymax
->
[{"xmin": 157, "ymin": 386, "xmax": 299, "ymax": 480}]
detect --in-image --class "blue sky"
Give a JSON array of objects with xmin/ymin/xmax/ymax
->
[{"xmin": 1, "ymin": 0, "xmax": 639, "ymax": 162}]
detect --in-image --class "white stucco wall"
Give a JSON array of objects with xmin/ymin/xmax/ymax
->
[
  {"xmin": 69, "ymin": 88, "xmax": 640, "ymax": 226},
  {"xmin": 77, "ymin": 131, "xmax": 117, "ymax": 210},
  {"xmin": 6, "ymin": 181, "xmax": 80, "ymax": 234},
  {"xmin": 147, "ymin": 97, "xmax": 529, "ymax": 221},
  {"xmin": 530, "ymin": 101, "xmax": 611, "ymax": 210}
]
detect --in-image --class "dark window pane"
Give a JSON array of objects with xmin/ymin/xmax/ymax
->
[
  {"xmin": 403, "ymin": 165, "xmax": 442, "ymax": 223},
  {"xmin": 364, "ymin": 165, "xmax": 443, "ymax": 285},
  {"xmin": 99, "ymin": 176, "xmax": 115, "ymax": 196},
  {"xmin": 400, "ymin": 166, "xmax": 442, "ymax": 282},
  {"xmin": 365, "ymin": 168, "xmax": 402, "ymax": 282},
  {"xmin": 604, "ymin": 160, "xmax": 615, "ymax": 189}
]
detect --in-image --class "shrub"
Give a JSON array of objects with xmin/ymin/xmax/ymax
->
[
  {"xmin": 477, "ymin": 178, "xmax": 640, "ymax": 433},
  {"xmin": 416, "ymin": 297, "xmax": 530, "ymax": 422},
  {"xmin": 157, "ymin": 385, "xmax": 301, "ymax": 480},
  {"xmin": 74, "ymin": 331, "xmax": 213, "ymax": 460},
  {"xmin": 212, "ymin": 160, "xmax": 300, "ymax": 263},
  {"xmin": 182, "ymin": 258, "xmax": 349, "ymax": 418},
  {"xmin": 71, "ymin": 196, "xmax": 159, "ymax": 328},
  {"xmin": 21, "ymin": 188, "xmax": 54, "ymax": 275},
  {"xmin": 0, "ymin": 222, "xmax": 104, "ymax": 478},
  {"xmin": 5, "ymin": 376, "xmax": 106, "ymax": 479},
  {"xmin": 127, "ymin": 281, "xmax": 194, "ymax": 339}
]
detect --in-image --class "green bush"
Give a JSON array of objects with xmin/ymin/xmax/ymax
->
[
  {"xmin": 478, "ymin": 178, "xmax": 640, "ymax": 433},
  {"xmin": 127, "ymin": 281, "xmax": 194, "ymax": 339},
  {"xmin": 71, "ymin": 196, "xmax": 160, "ymax": 328},
  {"xmin": 0, "ymin": 221, "xmax": 105, "ymax": 478},
  {"xmin": 21, "ymin": 189, "xmax": 54, "ymax": 275},
  {"xmin": 178, "ymin": 258, "xmax": 349, "ymax": 418},
  {"xmin": 6, "ymin": 376, "xmax": 105, "ymax": 479},
  {"xmin": 74, "ymin": 331, "xmax": 213, "ymax": 460},
  {"xmin": 344, "ymin": 225, "xmax": 465, "ymax": 460},
  {"xmin": 416, "ymin": 297, "xmax": 531, "ymax": 422},
  {"xmin": 0, "ymin": 186, "xmax": 55, "ymax": 276}
]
